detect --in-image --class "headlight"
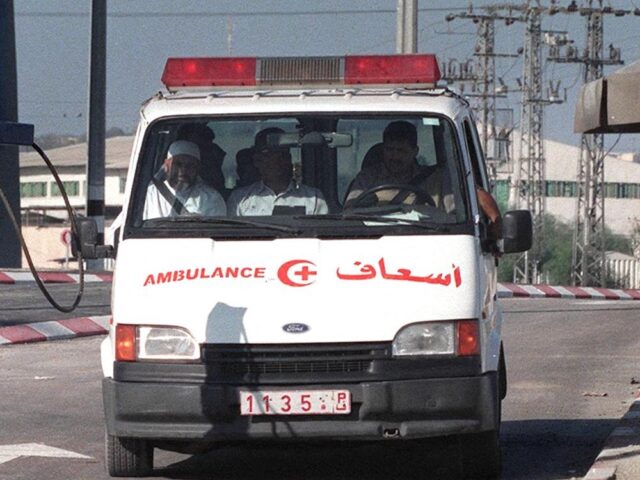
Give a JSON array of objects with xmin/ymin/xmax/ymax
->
[
  {"xmin": 392, "ymin": 320, "xmax": 480, "ymax": 357},
  {"xmin": 138, "ymin": 327, "xmax": 199, "ymax": 360},
  {"xmin": 115, "ymin": 324, "xmax": 200, "ymax": 361},
  {"xmin": 392, "ymin": 322, "xmax": 455, "ymax": 356}
]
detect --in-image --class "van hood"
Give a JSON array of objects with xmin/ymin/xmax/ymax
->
[{"xmin": 112, "ymin": 236, "xmax": 481, "ymax": 344}]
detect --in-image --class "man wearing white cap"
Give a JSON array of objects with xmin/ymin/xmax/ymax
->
[{"xmin": 143, "ymin": 140, "xmax": 226, "ymax": 219}]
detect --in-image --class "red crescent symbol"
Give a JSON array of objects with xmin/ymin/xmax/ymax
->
[{"xmin": 277, "ymin": 260, "xmax": 317, "ymax": 287}]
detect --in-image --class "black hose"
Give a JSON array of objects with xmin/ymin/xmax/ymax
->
[{"xmin": 0, "ymin": 142, "xmax": 85, "ymax": 312}]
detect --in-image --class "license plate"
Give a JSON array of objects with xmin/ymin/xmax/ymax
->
[{"xmin": 240, "ymin": 390, "xmax": 351, "ymax": 416}]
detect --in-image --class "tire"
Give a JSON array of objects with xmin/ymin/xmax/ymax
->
[
  {"xmin": 105, "ymin": 432, "xmax": 153, "ymax": 477},
  {"xmin": 460, "ymin": 430, "xmax": 502, "ymax": 479}
]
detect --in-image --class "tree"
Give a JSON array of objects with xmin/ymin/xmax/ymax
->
[{"xmin": 498, "ymin": 214, "xmax": 632, "ymax": 286}]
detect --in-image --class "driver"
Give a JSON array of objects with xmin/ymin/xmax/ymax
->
[{"xmin": 344, "ymin": 120, "xmax": 442, "ymax": 208}]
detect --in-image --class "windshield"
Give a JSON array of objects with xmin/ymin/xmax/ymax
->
[{"xmin": 128, "ymin": 115, "xmax": 471, "ymax": 238}]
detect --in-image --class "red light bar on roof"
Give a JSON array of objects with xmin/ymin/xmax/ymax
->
[
  {"xmin": 161, "ymin": 54, "xmax": 440, "ymax": 91},
  {"xmin": 345, "ymin": 54, "xmax": 440, "ymax": 85},
  {"xmin": 161, "ymin": 57, "xmax": 257, "ymax": 88}
]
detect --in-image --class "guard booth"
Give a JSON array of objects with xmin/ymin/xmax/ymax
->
[{"xmin": 574, "ymin": 60, "xmax": 640, "ymax": 134}]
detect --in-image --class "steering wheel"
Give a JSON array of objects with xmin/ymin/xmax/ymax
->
[{"xmin": 350, "ymin": 183, "xmax": 436, "ymax": 208}]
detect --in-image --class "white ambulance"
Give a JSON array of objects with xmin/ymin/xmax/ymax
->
[{"xmin": 79, "ymin": 54, "xmax": 532, "ymax": 478}]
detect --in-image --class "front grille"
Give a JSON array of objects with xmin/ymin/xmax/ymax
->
[{"xmin": 201, "ymin": 343, "xmax": 390, "ymax": 375}]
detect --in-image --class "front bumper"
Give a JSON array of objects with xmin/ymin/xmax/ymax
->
[{"xmin": 103, "ymin": 373, "xmax": 499, "ymax": 442}]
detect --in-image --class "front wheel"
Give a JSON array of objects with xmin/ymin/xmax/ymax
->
[{"xmin": 105, "ymin": 432, "xmax": 153, "ymax": 477}]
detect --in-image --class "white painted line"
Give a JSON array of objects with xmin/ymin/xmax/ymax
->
[
  {"xmin": 0, "ymin": 443, "xmax": 91, "ymax": 465},
  {"xmin": 580, "ymin": 287, "xmax": 605, "ymax": 299},
  {"xmin": 82, "ymin": 274, "xmax": 104, "ymax": 282},
  {"xmin": 612, "ymin": 289, "xmax": 632, "ymax": 299},
  {"xmin": 29, "ymin": 322, "xmax": 76, "ymax": 340},
  {"xmin": 549, "ymin": 285, "xmax": 577, "ymax": 299},
  {"xmin": 90, "ymin": 315, "xmax": 111, "ymax": 329},
  {"xmin": 519, "ymin": 285, "xmax": 546, "ymax": 297},
  {"xmin": 572, "ymin": 300, "xmax": 626, "ymax": 306},
  {"xmin": 584, "ymin": 465, "xmax": 617, "ymax": 480},
  {"xmin": 6, "ymin": 272, "xmax": 35, "ymax": 282}
]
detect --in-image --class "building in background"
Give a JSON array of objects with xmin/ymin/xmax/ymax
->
[
  {"xmin": 494, "ymin": 135, "xmax": 640, "ymax": 236},
  {"xmin": 19, "ymin": 136, "xmax": 131, "ymax": 268}
]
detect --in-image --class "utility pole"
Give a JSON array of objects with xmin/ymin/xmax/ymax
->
[
  {"xmin": 0, "ymin": 0, "xmax": 21, "ymax": 267},
  {"xmin": 549, "ymin": 0, "xmax": 626, "ymax": 286},
  {"xmin": 86, "ymin": 0, "xmax": 107, "ymax": 271},
  {"xmin": 396, "ymin": 0, "xmax": 417, "ymax": 53}
]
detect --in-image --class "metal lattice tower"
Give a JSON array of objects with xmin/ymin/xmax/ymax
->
[
  {"xmin": 546, "ymin": 1, "xmax": 627, "ymax": 286},
  {"xmin": 572, "ymin": 9, "xmax": 605, "ymax": 286},
  {"xmin": 476, "ymin": 18, "xmax": 497, "ymax": 167},
  {"xmin": 442, "ymin": 9, "xmax": 518, "ymax": 180},
  {"xmin": 513, "ymin": 5, "xmax": 546, "ymax": 284}
]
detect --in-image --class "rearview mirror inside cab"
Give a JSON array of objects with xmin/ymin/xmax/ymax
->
[{"xmin": 502, "ymin": 210, "xmax": 533, "ymax": 254}]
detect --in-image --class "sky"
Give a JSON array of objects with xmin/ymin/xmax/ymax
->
[{"xmin": 13, "ymin": 0, "xmax": 640, "ymax": 152}]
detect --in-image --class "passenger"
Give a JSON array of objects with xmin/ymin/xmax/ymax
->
[
  {"xmin": 143, "ymin": 140, "xmax": 226, "ymax": 219},
  {"xmin": 227, "ymin": 127, "xmax": 328, "ymax": 216},
  {"xmin": 176, "ymin": 123, "xmax": 226, "ymax": 194},
  {"xmin": 234, "ymin": 147, "xmax": 260, "ymax": 188}
]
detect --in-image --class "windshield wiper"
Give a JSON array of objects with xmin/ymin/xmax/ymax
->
[
  {"xmin": 144, "ymin": 217, "xmax": 301, "ymax": 233},
  {"xmin": 299, "ymin": 213, "xmax": 448, "ymax": 232}
]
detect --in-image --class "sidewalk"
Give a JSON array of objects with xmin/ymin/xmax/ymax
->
[{"xmin": 584, "ymin": 395, "xmax": 640, "ymax": 480}]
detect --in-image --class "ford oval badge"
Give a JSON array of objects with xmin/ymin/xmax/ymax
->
[{"xmin": 282, "ymin": 323, "xmax": 310, "ymax": 334}]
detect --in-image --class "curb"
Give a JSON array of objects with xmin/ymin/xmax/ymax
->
[
  {"xmin": 0, "ymin": 270, "xmax": 112, "ymax": 284},
  {"xmin": 583, "ymin": 395, "xmax": 640, "ymax": 480},
  {"xmin": 498, "ymin": 283, "xmax": 640, "ymax": 300},
  {"xmin": 0, "ymin": 315, "xmax": 109, "ymax": 346}
]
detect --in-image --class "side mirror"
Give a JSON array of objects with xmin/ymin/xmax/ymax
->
[
  {"xmin": 71, "ymin": 217, "xmax": 114, "ymax": 259},
  {"xmin": 502, "ymin": 210, "xmax": 533, "ymax": 253}
]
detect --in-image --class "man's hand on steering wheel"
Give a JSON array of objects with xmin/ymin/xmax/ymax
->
[{"xmin": 349, "ymin": 183, "xmax": 436, "ymax": 208}]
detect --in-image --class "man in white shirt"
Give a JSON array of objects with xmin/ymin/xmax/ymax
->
[
  {"xmin": 143, "ymin": 140, "xmax": 226, "ymax": 219},
  {"xmin": 344, "ymin": 121, "xmax": 454, "ymax": 212},
  {"xmin": 227, "ymin": 128, "xmax": 328, "ymax": 216}
]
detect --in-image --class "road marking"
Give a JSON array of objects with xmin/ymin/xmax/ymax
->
[
  {"xmin": 571, "ymin": 300, "xmax": 629, "ymax": 306},
  {"xmin": 0, "ymin": 443, "xmax": 91, "ymax": 465}
]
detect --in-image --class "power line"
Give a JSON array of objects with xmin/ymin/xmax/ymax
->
[{"xmin": 15, "ymin": 7, "xmax": 471, "ymax": 18}]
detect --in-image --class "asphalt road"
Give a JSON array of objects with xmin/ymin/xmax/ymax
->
[
  {"xmin": 0, "ymin": 283, "xmax": 111, "ymax": 326},
  {"xmin": 0, "ymin": 293, "xmax": 639, "ymax": 479}
]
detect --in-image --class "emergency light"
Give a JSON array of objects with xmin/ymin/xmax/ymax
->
[{"xmin": 161, "ymin": 54, "xmax": 441, "ymax": 91}]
